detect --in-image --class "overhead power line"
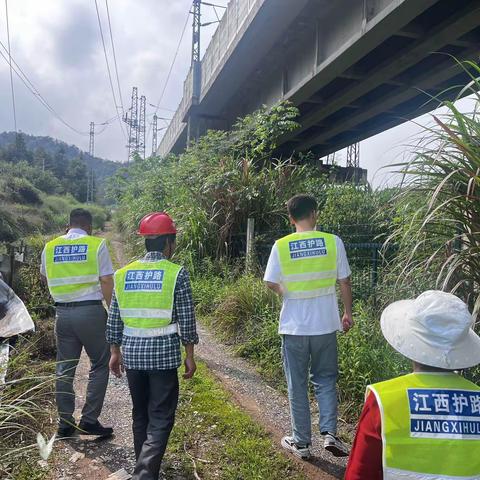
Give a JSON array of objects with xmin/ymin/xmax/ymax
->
[
  {"xmin": 148, "ymin": 102, "xmax": 176, "ymax": 113},
  {"xmin": 200, "ymin": 1, "xmax": 226, "ymax": 8},
  {"xmin": 148, "ymin": 5, "xmax": 191, "ymax": 142},
  {"xmin": 0, "ymin": 40, "xmax": 89, "ymax": 135},
  {"xmin": 4, "ymin": 0, "xmax": 17, "ymax": 132},
  {"xmin": 104, "ymin": 0, "xmax": 125, "ymax": 116},
  {"xmin": 94, "ymin": 0, "xmax": 126, "ymax": 139}
]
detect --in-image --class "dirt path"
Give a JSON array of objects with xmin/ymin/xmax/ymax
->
[
  {"xmin": 51, "ymin": 225, "xmax": 188, "ymax": 480},
  {"xmin": 51, "ymin": 226, "xmax": 346, "ymax": 479},
  {"xmin": 195, "ymin": 326, "xmax": 347, "ymax": 480},
  {"xmin": 106, "ymin": 223, "xmax": 129, "ymax": 268}
]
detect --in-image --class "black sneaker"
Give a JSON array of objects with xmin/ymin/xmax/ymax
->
[
  {"xmin": 57, "ymin": 424, "xmax": 77, "ymax": 439},
  {"xmin": 78, "ymin": 420, "xmax": 113, "ymax": 437}
]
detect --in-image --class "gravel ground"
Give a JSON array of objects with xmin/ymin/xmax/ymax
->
[
  {"xmin": 195, "ymin": 325, "xmax": 348, "ymax": 480},
  {"xmin": 50, "ymin": 229, "xmax": 346, "ymax": 480},
  {"xmin": 49, "ymin": 353, "xmax": 136, "ymax": 479},
  {"xmin": 50, "ymin": 323, "xmax": 347, "ymax": 480},
  {"xmin": 50, "ymin": 353, "xmax": 189, "ymax": 480}
]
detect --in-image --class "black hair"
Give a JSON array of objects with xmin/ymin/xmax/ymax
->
[
  {"xmin": 145, "ymin": 234, "xmax": 176, "ymax": 253},
  {"xmin": 70, "ymin": 208, "xmax": 92, "ymax": 227},
  {"xmin": 287, "ymin": 194, "xmax": 318, "ymax": 221}
]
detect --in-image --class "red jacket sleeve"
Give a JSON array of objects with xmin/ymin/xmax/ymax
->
[{"xmin": 345, "ymin": 392, "xmax": 383, "ymax": 480}]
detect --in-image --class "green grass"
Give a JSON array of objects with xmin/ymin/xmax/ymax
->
[
  {"xmin": 0, "ymin": 337, "xmax": 56, "ymax": 480},
  {"xmin": 167, "ymin": 362, "xmax": 306, "ymax": 480},
  {"xmin": 192, "ymin": 273, "xmax": 414, "ymax": 424},
  {"xmin": 4, "ymin": 462, "xmax": 49, "ymax": 480}
]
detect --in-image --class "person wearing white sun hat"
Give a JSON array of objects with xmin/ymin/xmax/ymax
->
[{"xmin": 345, "ymin": 290, "xmax": 480, "ymax": 480}]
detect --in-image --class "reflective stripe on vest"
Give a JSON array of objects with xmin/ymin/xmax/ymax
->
[
  {"xmin": 276, "ymin": 231, "xmax": 337, "ymax": 299},
  {"xmin": 45, "ymin": 235, "xmax": 104, "ymax": 302},
  {"xmin": 114, "ymin": 259, "xmax": 182, "ymax": 336},
  {"xmin": 368, "ymin": 373, "xmax": 480, "ymax": 479},
  {"xmin": 123, "ymin": 323, "xmax": 179, "ymax": 338}
]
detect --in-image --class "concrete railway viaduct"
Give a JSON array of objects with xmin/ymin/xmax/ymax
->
[{"xmin": 157, "ymin": 0, "xmax": 480, "ymax": 162}]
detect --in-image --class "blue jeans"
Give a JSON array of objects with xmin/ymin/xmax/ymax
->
[{"xmin": 282, "ymin": 333, "xmax": 338, "ymax": 445}]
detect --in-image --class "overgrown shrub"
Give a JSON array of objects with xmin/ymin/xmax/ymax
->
[
  {"xmin": 109, "ymin": 103, "xmax": 314, "ymax": 262},
  {"xmin": 194, "ymin": 275, "xmax": 413, "ymax": 421},
  {"xmin": 337, "ymin": 300, "xmax": 410, "ymax": 419},
  {"xmin": 0, "ymin": 210, "xmax": 18, "ymax": 243},
  {"xmin": 14, "ymin": 236, "xmax": 54, "ymax": 320},
  {"xmin": 0, "ymin": 338, "xmax": 55, "ymax": 479},
  {"xmin": 5, "ymin": 177, "xmax": 42, "ymax": 205},
  {"xmin": 0, "ymin": 192, "xmax": 108, "ymax": 243},
  {"xmin": 386, "ymin": 60, "xmax": 480, "ymax": 311}
]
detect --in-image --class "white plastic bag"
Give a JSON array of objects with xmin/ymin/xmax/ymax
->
[
  {"xmin": 0, "ymin": 342, "xmax": 8, "ymax": 385},
  {"xmin": 0, "ymin": 278, "xmax": 35, "ymax": 338}
]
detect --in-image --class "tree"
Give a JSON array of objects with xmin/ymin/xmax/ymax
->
[
  {"xmin": 52, "ymin": 146, "xmax": 69, "ymax": 179},
  {"xmin": 65, "ymin": 157, "xmax": 88, "ymax": 201},
  {"xmin": 33, "ymin": 147, "xmax": 53, "ymax": 172},
  {"xmin": 3, "ymin": 133, "xmax": 33, "ymax": 164}
]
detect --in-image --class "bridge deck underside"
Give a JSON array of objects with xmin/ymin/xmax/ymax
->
[{"xmin": 279, "ymin": 0, "xmax": 480, "ymax": 157}]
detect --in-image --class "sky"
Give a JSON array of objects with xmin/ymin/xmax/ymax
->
[{"xmin": 0, "ymin": 1, "xmax": 475, "ymax": 187}]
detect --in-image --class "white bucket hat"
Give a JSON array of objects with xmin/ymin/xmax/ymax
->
[{"xmin": 381, "ymin": 290, "xmax": 480, "ymax": 369}]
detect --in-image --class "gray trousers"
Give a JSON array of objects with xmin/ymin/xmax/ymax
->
[
  {"xmin": 55, "ymin": 304, "xmax": 110, "ymax": 427},
  {"xmin": 282, "ymin": 333, "xmax": 338, "ymax": 445},
  {"xmin": 126, "ymin": 369, "xmax": 179, "ymax": 480}
]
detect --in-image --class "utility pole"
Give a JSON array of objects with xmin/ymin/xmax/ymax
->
[
  {"xmin": 139, "ymin": 95, "xmax": 146, "ymax": 159},
  {"xmin": 346, "ymin": 142, "xmax": 360, "ymax": 184},
  {"xmin": 326, "ymin": 152, "xmax": 336, "ymax": 165},
  {"xmin": 152, "ymin": 113, "xmax": 158, "ymax": 156},
  {"xmin": 192, "ymin": 0, "xmax": 201, "ymax": 65},
  {"xmin": 346, "ymin": 142, "xmax": 360, "ymax": 168},
  {"xmin": 90, "ymin": 171, "xmax": 95, "ymax": 203},
  {"xmin": 187, "ymin": 0, "xmax": 202, "ymax": 145},
  {"xmin": 87, "ymin": 122, "xmax": 95, "ymax": 203},
  {"xmin": 89, "ymin": 122, "xmax": 95, "ymax": 157},
  {"xmin": 124, "ymin": 86, "xmax": 139, "ymax": 164}
]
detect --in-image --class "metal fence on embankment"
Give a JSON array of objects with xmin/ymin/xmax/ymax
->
[
  {"xmin": 0, "ymin": 242, "xmax": 33, "ymax": 286},
  {"xmin": 231, "ymin": 221, "xmax": 387, "ymax": 300}
]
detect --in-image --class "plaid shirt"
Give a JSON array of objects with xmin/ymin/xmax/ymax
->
[{"xmin": 106, "ymin": 251, "xmax": 199, "ymax": 370}]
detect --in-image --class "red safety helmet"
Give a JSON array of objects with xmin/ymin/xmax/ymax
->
[{"xmin": 137, "ymin": 212, "xmax": 177, "ymax": 236}]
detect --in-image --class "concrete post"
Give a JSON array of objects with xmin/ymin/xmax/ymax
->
[{"xmin": 246, "ymin": 217, "xmax": 255, "ymax": 272}]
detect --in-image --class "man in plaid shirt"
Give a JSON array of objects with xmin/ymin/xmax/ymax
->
[{"xmin": 107, "ymin": 212, "xmax": 198, "ymax": 480}]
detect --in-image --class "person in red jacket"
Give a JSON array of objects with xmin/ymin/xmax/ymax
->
[{"xmin": 345, "ymin": 290, "xmax": 480, "ymax": 480}]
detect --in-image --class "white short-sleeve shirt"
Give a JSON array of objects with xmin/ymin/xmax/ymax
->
[
  {"xmin": 40, "ymin": 228, "xmax": 114, "ymax": 302},
  {"xmin": 263, "ymin": 233, "xmax": 351, "ymax": 336}
]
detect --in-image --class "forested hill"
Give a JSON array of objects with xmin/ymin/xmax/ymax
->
[
  {"xmin": 0, "ymin": 131, "xmax": 118, "ymax": 182},
  {"xmin": 0, "ymin": 132, "xmax": 112, "ymax": 242}
]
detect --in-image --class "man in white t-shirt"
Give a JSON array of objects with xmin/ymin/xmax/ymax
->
[
  {"xmin": 40, "ymin": 208, "xmax": 114, "ymax": 438},
  {"xmin": 264, "ymin": 194, "xmax": 353, "ymax": 460}
]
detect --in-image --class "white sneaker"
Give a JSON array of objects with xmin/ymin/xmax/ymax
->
[
  {"xmin": 323, "ymin": 432, "xmax": 350, "ymax": 457},
  {"xmin": 281, "ymin": 436, "xmax": 311, "ymax": 460}
]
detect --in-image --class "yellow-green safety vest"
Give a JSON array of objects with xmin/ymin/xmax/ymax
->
[
  {"xmin": 45, "ymin": 235, "xmax": 104, "ymax": 302},
  {"xmin": 276, "ymin": 231, "xmax": 337, "ymax": 299},
  {"xmin": 368, "ymin": 373, "xmax": 480, "ymax": 479},
  {"xmin": 114, "ymin": 259, "xmax": 182, "ymax": 337}
]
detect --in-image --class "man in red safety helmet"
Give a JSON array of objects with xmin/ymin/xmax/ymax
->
[{"xmin": 106, "ymin": 212, "xmax": 198, "ymax": 480}]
